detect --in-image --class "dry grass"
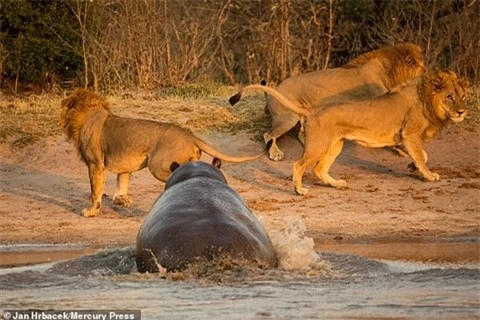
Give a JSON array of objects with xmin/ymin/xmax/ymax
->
[
  {"xmin": 0, "ymin": 84, "xmax": 270, "ymax": 148},
  {"xmin": 464, "ymin": 86, "xmax": 480, "ymax": 132},
  {"xmin": 109, "ymin": 85, "xmax": 270, "ymax": 142},
  {"xmin": 0, "ymin": 94, "xmax": 64, "ymax": 148},
  {"xmin": 0, "ymin": 84, "xmax": 478, "ymax": 148}
]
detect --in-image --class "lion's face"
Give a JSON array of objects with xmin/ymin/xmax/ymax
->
[{"xmin": 430, "ymin": 71, "xmax": 469, "ymax": 123}]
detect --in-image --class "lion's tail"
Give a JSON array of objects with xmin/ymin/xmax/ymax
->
[
  {"xmin": 229, "ymin": 84, "xmax": 309, "ymax": 117},
  {"xmin": 193, "ymin": 137, "xmax": 270, "ymax": 163}
]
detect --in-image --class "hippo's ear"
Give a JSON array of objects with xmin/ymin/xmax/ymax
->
[
  {"xmin": 170, "ymin": 162, "xmax": 180, "ymax": 172},
  {"xmin": 212, "ymin": 158, "xmax": 222, "ymax": 168}
]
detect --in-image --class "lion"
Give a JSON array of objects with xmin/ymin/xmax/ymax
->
[
  {"xmin": 231, "ymin": 43, "xmax": 426, "ymax": 161},
  {"xmin": 60, "ymin": 88, "xmax": 268, "ymax": 217},
  {"xmin": 229, "ymin": 70, "xmax": 469, "ymax": 195}
]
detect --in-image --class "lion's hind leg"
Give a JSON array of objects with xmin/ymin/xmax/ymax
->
[
  {"xmin": 297, "ymin": 117, "xmax": 306, "ymax": 146},
  {"xmin": 263, "ymin": 132, "xmax": 282, "ymax": 161},
  {"xmin": 265, "ymin": 113, "xmax": 300, "ymax": 161},
  {"xmin": 313, "ymin": 140, "xmax": 347, "ymax": 189},
  {"xmin": 113, "ymin": 172, "xmax": 133, "ymax": 207},
  {"xmin": 147, "ymin": 145, "xmax": 200, "ymax": 183}
]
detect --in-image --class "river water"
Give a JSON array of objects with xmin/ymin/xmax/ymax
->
[{"xmin": 1, "ymin": 219, "xmax": 479, "ymax": 319}]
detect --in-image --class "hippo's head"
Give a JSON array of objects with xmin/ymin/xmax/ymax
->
[{"xmin": 165, "ymin": 161, "xmax": 227, "ymax": 190}]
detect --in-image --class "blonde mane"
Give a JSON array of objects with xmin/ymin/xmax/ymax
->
[{"xmin": 345, "ymin": 43, "xmax": 424, "ymax": 90}]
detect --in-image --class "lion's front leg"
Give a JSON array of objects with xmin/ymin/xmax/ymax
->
[
  {"xmin": 407, "ymin": 149, "xmax": 428, "ymax": 173},
  {"xmin": 404, "ymin": 139, "xmax": 439, "ymax": 181},
  {"xmin": 113, "ymin": 172, "xmax": 132, "ymax": 207},
  {"xmin": 83, "ymin": 164, "xmax": 106, "ymax": 217}
]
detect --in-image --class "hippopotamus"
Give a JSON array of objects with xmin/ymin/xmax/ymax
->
[{"xmin": 135, "ymin": 160, "xmax": 278, "ymax": 272}]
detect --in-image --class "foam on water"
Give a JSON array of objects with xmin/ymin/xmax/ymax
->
[{"xmin": 264, "ymin": 216, "xmax": 332, "ymax": 276}]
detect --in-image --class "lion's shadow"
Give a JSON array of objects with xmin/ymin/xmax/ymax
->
[
  {"xmin": 0, "ymin": 162, "xmax": 152, "ymax": 217},
  {"xmin": 220, "ymin": 136, "xmax": 419, "ymax": 195},
  {"xmin": 0, "ymin": 134, "xmax": 421, "ymax": 219}
]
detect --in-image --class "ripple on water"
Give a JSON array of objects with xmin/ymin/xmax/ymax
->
[{"xmin": 0, "ymin": 218, "xmax": 479, "ymax": 319}]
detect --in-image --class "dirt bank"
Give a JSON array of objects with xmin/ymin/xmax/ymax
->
[{"xmin": 0, "ymin": 93, "xmax": 479, "ymax": 260}]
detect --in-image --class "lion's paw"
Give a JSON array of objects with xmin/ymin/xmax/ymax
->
[
  {"xmin": 331, "ymin": 180, "xmax": 348, "ymax": 189},
  {"xmin": 269, "ymin": 150, "xmax": 285, "ymax": 161},
  {"xmin": 424, "ymin": 172, "xmax": 440, "ymax": 181},
  {"xmin": 295, "ymin": 186, "xmax": 309, "ymax": 196},
  {"xmin": 82, "ymin": 208, "xmax": 100, "ymax": 218},
  {"xmin": 113, "ymin": 194, "xmax": 133, "ymax": 207}
]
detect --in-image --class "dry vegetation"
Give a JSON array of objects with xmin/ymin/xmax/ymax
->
[
  {"xmin": 1, "ymin": 1, "xmax": 479, "ymax": 93},
  {"xmin": 0, "ymin": 84, "xmax": 270, "ymax": 148},
  {"xmin": 0, "ymin": 84, "xmax": 479, "ymax": 150}
]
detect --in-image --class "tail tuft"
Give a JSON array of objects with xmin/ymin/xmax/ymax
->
[{"xmin": 228, "ymin": 92, "xmax": 242, "ymax": 106}]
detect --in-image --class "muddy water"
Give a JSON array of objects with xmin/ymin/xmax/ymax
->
[
  {"xmin": 316, "ymin": 242, "xmax": 480, "ymax": 263},
  {"xmin": 1, "ymin": 219, "xmax": 479, "ymax": 319},
  {"xmin": 0, "ymin": 244, "xmax": 98, "ymax": 268}
]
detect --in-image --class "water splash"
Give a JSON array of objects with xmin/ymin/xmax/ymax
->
[
  {"xmin": 2, "ymin": 217, "xmax": 333, "ymax": 282},
  {"xmin": 265, "ymin": 217, "xmax": 332, "ymax": 276}
]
